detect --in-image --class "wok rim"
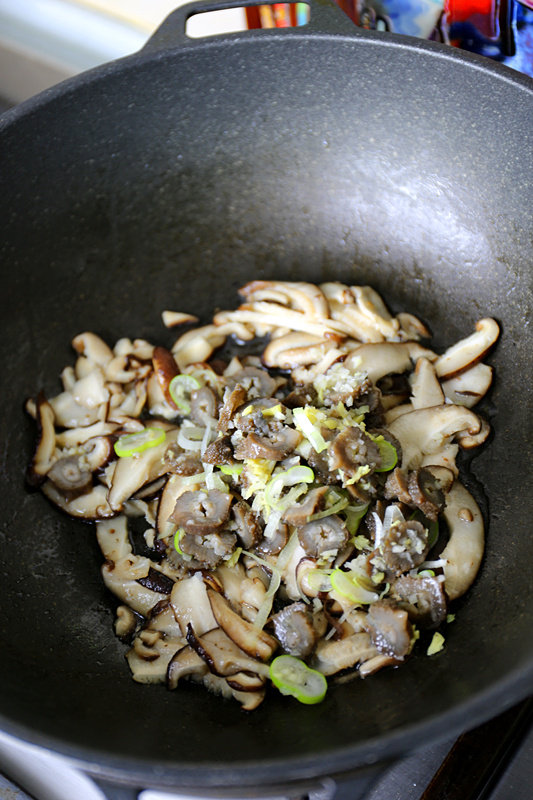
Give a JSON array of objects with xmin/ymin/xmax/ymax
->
[
  {"xmin": 1, "ymin": 18, "xmax": 532, "ymax": 790},
  {"xmin": 0, "ymin": 662, "xmax": 531, "ymax": 788}
]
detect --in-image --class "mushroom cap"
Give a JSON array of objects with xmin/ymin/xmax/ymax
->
[
  {"xmin": 298, "ymin": 515, "xmax": 349, "ymax": 558},
  {"xmin": 435, "ymin": 318, "xmax": 500, "ymax": 380},
  {"xmin": 170, "ymin": 489, "xmax": 233, "ymax": 535}
]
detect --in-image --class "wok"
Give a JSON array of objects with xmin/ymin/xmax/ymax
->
[{"xmin": 0, "ymin": 0, "xmax": 532, "ymax": 795}]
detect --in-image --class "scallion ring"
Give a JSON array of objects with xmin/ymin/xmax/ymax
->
[
  {"xmin": 269, "ymin": 655, "xmax": 327, "ymax": 705},
  {"xmin": 169, "ymin": 374, "xmax": 202, "ymax": 414},
  {"xmin": 372, "ymin": 436, "xmax": 398, "ymax": 472},
  {"xmin": 114, "ymin": 427, "xmax": 166, "ymax": 458}
]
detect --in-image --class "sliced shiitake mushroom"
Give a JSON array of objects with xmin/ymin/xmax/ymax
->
[
  {"xmin": 170, "ymin": 489, "xmax": 233, "ymax": 535},
  {"xmin": 206, "ymin": 588, "xmax": 278, "ymax": 660},
  {"xmin": 185, "ymin": 625, "xmax": 271, "ymax": 679}
]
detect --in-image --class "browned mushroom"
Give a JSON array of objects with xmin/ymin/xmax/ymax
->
[
  {"xmin": 270, "ymin": 602, "xmax": 317, "ymax": 658},
  {"xmin": 47, "ymin": 456, "xmax": 93, "ymax": 491},
  {"xmin": 226, "ymin": 366, "xmax": 278, "ymax": 399},
  {"xmin": 282, "ymin": 486, "xmax": 329, "ymax": 526},
  {"xmin": 384, "ymin": 468, "xmax": 412, "ymax": 505},
  {"xmin": 365, "ymin": 599, "xmax": 413, "ymax": 659},
  {"xmin": 256, "ymin": 520, "xmax": 290, "ymax": 555},
  {"xmin": 379, "ymin": 518, "xmax": 430, "ymax": 577},
  {"xmin": 391, "ymin": 575, "xmax": 447, "ymax": 629},
  {"xmin": 207, "ymin": 588, "xmax": 278, "ymax": 660},
  {"xmin": 185, "ymin": 625, "xmax": 271, "ymax": 678},
  {"xmin": 152, "ymin": 346, "xmax": 179, "ymax": 409},
  {"xmin": 298, "ymin": 515, "xmax": 349, "ymax": 557},
  {"xmin": 26, "ymin": 393, "xmax": 56, "ymax": 486},
  {"xmin": 217, "ymin": 385, "xmax": 248, "ymax": 433},
  {"xmin": 190, "ymin": 386, "xmax": 218, "ymax": 425},
  {"xmin": 167, "ymin": 645, "xmax": 208, "ymax": 690},
  {"xmin": 202, "ymin": 435, "xmax": 233, "ymax": 466},
  {"xmin": 407, "ymin": 467, "xmax": 445, "ymax": 521},
  {"xmin": 231, "ymin": 500, "xmax": 263, "ymax": 549},
  {"xmin": 233, "ymin": 427, "xmax": 301, "ymax": 461},
  {"xmin": 329, "ymin": 427, "xmax": 382, "ymax": 477},
  {"xmin": 170, "ymin": 489, "xmax": 233, "ymax": 535},
  {"xmin": 177, "ymin": 531, "xmax": 237, "ymax": 570}
]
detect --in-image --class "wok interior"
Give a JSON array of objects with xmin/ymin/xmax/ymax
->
[{"xmin": 1, "ymin": 32, "xmax": 532, "ymax": 785}]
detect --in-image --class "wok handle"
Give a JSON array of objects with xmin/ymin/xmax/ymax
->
[{"xmin": 142, "ymin": 0, "xmax": 360, "ymax": 53}]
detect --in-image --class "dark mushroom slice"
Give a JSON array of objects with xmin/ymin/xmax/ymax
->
[
  {"xmin": 167, "ymin": 645, "xmax": 208, "ymax": 690},
  {"xmin": 298, "ymin": 515, "xmax": 349, "ymax": 558},
  {"xmin": 231, "ymin": 499, "xmax": 263, "ymax": 549},
  {"xmin": 152, "ymin": 346, "xmax": 179, "ymax": 409},
  {"xmin": 256, "ymin": 520, "xmax": 289, "ymax": 555},
  {"xmin": 407, "ymin": 467, "xmax": 445, "ymax": 521},
  {"xmin": 164, "ymin": 442, "xmax": 203, "ymax": 476},
  {"xmin": 114, "ymin": 605, "xmax": 140, "ymax": 642},
  {"xmin": 391, "ymin": 575, "xmax": 447, "ymax": 629},
  {"xmin": 190, "ymin": 386, "xmax": 218, "ymax": 425},
  {"xmin": 321, "ymin": 372, "xmax": 375, "ymax": 409},
  {"xmin": 306, "ymin": 444, "xmax": 338, "ymax": 485},
  {"xmin": 185, "ymin": 625, "xmax": 271, "ymax": 679},
  {"xmin": 282, "ymin": 486, "xmax": 329, "ymax": 527},
  {"xmin": 329, "ymin": 426, "xmax": 382, "ymax": 477},
  {"xmin": 226, "ymin": 671, "xmax": 267, "ymax": 692},
  {"xmin": 282, "ymin": 384, "xmax": 318, "ymax": 408},
  {"xmin": 270, "ymin": 602, "xmax": 317, "ymax": 658},
  {"xmin": 233, "ymin": 426, "xmax": 301, "ymax": 461},
  {"xmin": 233, "ymin": 398, "xmax": 283, "ymax": 433},
  {"xmin": 170, "ymin": 489, "xmax": 233, "ymax": 535},
  {"xmin": 384, "ymin": 468, "xmax": 412, "ymax": 505},
  {"xmin": 380, "ymin": 518, "xmax": 430, "ymax": 578},
  {"xmin": 137, "ymin": 567, "xmax": 175, "ymax": 595},
  {"xmin": 202, "ymin": 434, "xmax": 233, "ymax": 466},
  {"xmin": 178, "ymin": 531, "xmax": 237, "ymax": 570},
  {"xmin": 42, "ymin": 481, "xmax": 115, "ymax": 519},
  {"xmin": 218, "ymin": 385, "xmax": 248, "ymax": 433},
  {"xmin": 365, "ymin": 599, "xmax": 413, "ymax": 659},
  {"xmin": 47, "ymin": 455, "xmax": 93, "ymax": 491},
  {"xmin": 207, "ymin": 588, "xmax": 278, "ymax": 660},
  {"xmin": 368, "ymin": 427, "xmax": 402, "ymax": 465},
  {"xmin": 26, "ymin": 392, "xmax": 56, "ymax": 486},
  {"xmin": 226, "ymin": 366, "xmax": 277, "ymax": 398},
  {"xmin": 133, "ymin": 476, "xmax": 167, "ymax": 500},
  {"xmin": 45, "ymin": 435, "xmax": 115, "ymax": 491},
  {"xmin": 231, "ymin": 686, "xmax": 266, "ymax": 711}
]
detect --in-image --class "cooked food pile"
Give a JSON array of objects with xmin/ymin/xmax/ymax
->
[{"xmin": 26, "ymin": 281, "xmax": 499, "ymax": 709}]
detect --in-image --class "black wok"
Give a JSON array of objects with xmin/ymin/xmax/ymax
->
[{"xmin": 1, "ymin": 0, "xmax": 532, "ymax": 794}]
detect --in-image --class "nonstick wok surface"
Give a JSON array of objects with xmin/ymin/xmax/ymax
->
[{"xmin": 0, "ymin": 2, "xmax": 532, "ymax": 789}]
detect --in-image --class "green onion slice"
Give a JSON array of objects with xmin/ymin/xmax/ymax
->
[
  {"xmin": 344, "ymin": 502, "xmax": 369, "ymax": 537},
  {"xmin": 114, "ymin": 427, "xmax": 166, "ymax": 458},
  {"xmin": 169, "ymin": 374, "xmax": 202, "ymax": 414},
  {"xmin": 264, "ymin": 465, "xmax": 314, "ymax": 510},
  {"xmin": 292, "ymin": 407, "xmax": 329, "ymax": 453},
  {"xmin": 307, "ymin": 495, "xmax": 349, "ymax": 522},
  {"xmin": 373, "ymin": 436, "xmax": 398, "ymax": 472},
  {"xmin": 330, "ymin": 568, "xmax": 379, "ymax": 605},
  {"xmin": 219, "ymin": 463, "xmax": 244, "ymax": 476},
  {"xmin": 269, "ymin": 655, "xmax": 327, "ymax": 705},
  {"xmin": 173, "ymin": 528, "xmax": 186, "ymax": 555}
]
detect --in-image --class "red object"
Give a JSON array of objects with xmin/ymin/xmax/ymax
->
[{"xmin": 446, "ymin": 0, "xmax": 494, "ymax": 21}]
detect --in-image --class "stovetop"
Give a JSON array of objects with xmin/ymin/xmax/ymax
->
[{"xmin": 1, "ymin": 697, "xmax": 532, "ymax": 800}]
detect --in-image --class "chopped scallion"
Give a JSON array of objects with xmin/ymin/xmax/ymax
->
[
  {"xmin": 114, "ymin": 427, "xmax": 166, "ymax": 458},
  {"xmin": 169, "ymin": 374, "xmax": 202, "ymax": 414},
  {"xmin": 269, "ymin": 655, "xmax": 327, "ymax": 705}
]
